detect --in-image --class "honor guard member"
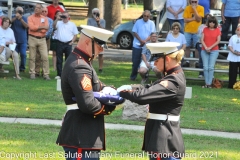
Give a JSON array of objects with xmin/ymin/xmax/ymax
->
[
  {"xmin": 56, "ymin": 25, "xmax": 117, "ymax": 160},
  {"xmin": 117, "ymin": 42, "xmax": 186, "ymax": 160}
]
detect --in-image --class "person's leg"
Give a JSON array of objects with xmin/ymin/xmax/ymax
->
[
  {"xmin": 167, "ymin": 18, "xmax": 174, "ymax": 29},
  {"xmin": 231, "ymin": 17, "xmax": 239, "ymax": 37},
  {"xmin": 5, "ymin": 48, "xmax": 21, "ymax": 79},
  {"xmin": 64, "ymin": 44, "xmax": 72, "ymax": 61},
  {"xmin": 178, "ymin": 19, "xmax": 184, "ymax": 34},
  {"xmin": 28, "ymin": 36, "xmax": 38, "ymax": 78},
  {"xmin": 18, "ymin": 43, "xmax": 27, "ymax": 72},
  {"xmin": 184, "ymin": 32, "xmax": 192, "ymax": 57},
  {"xmin": 192, "ymin": 34, "xmax": 199, "ymax": 58},
  {"xmin": 208, "ymin": 50, "xmax": 219, "ymax": 86},
  {"xmin": 138, "ymin": 61, "xmax": 148, "ymax": 79},
  {"xmin": 197, "ymin": 43, "xmax": 203, "ymax": 76},
  {"xmin": 221, "ymin": 17, "xmax": 231, "ymax": 42},
  {"xmin": 130, "ymin": 47, "xmax": 142, "ymax": 80},
  {"xmin": 56, "ymin": 41, "xmax": 64, "ymax": 77},
  {"xmin": 228, "ymin": 61, "xmax": 238, "ymax": 88},
  {"xmin": 38, "ymin": 38, "xmax": 50, "ymax": 79},
  {"xmin": 201, "ymin": 50, "xmax": 210, "ymax": 86},
  {"xmin": 35, "ymin": 50, "xmax": 41, "ymax": 76},
  {"xmin": 98, "ymin": 53, "xmax": 103, "ymax": 72},
  {"xmin": 52, "ymin": 50, "xmax": 57, "ymax": 71}
]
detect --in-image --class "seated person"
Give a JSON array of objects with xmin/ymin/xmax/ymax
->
[
  {"xmin": 138, "ymin": 32, "xmax": 162, "ymax": 84},
  {"xmin": 0, "ymin": 17, "xmax": 21, "ymax": 80}
]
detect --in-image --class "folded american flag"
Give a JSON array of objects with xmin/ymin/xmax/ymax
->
[
  {"xmin": 72, "ymin": 92, "xmax": 125, "ymax": 106},
  {"xmin": 93, "ymin": 92, "xmax": 125, "ymax": 106}
]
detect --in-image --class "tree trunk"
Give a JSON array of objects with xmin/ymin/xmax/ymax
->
[
  {"xmin": 104, "ymin": 0, "xmax": 122, "ymax": 30},
  {"xmin": 87, "ymin": 0, "xmax": 104, "ymax": 18},
  {"xmin": 143, "ymin": 0, "xmax": 153, "ymax": 11}
]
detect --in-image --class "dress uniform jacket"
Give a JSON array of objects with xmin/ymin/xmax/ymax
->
[
  {"xmin": 119, "ymin": 66, "xmax": 186, "ymax": 157},
  {"xmin": 56, "ymin": 48, "xmax": 115, "ymax": 150}
]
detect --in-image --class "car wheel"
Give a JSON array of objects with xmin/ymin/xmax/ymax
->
[{"xmin": 117, "ymin": 32, "xmax": 133, "ymax": 49}]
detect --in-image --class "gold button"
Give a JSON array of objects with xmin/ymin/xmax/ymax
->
[{"xmin": 94, "ymin": 116, "xmax": 96, "ymax": 118}]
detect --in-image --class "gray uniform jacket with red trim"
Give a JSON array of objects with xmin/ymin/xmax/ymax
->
[
  {"xmin": 119, "ymin": 66, "xmax": 186, "ymax": 157},
  {"xmin": 56, "ymin": 48, "xmax": 115, "ymax": 150}
]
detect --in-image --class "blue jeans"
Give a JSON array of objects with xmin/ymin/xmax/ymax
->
[
  {"xmin": 15, "ymin": 43, "xmax": 27, "ymax": 71},
  {"xmin": 63, "ymin": 147, "xmax": 100, "ymax": 160},
  {"xmin": 201, "ymin": 50, "xmax": 219, "ymax": 85},
  {"xmin": 130, "ymin": 47, "xmax": 142, "ymax": 80},
  {"xmin": 167, "ymin": 18, "xmax": 184, "ymax": 34},
  {"xmin": 184, "ymin": 32, "xmax": 198, "ymax": 48},
  {"xmin": 196, "ymin": 43, "xmax": 203, "ymax": 76}
]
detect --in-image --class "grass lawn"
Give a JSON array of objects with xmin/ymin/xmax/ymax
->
[
  {"xmin": 0, "ymin": 123, "xmax": 239, "ymax": 160},
  {"xmin": 0, "ymin": 58, "xmax": 240, "ymax": 132}
]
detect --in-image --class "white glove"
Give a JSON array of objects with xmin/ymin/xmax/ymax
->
[
  {"xmin": 101, "ymin": 87, "xmax": 118, "ymax": 96},
  {"xmin": 117, "ymin": 85, "xmax": 132, "ymax": 93}
]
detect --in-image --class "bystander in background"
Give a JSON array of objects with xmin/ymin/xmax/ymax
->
[
  {"xmin": 11, "ymin": 6, "xmax": 28, "ymax": 73},
  {"xmin": 166, "ymin": 0, "xmax": 186, "ymax": 34},
  {"xmin": 130, "ymin": 10, "xmax": 156, "ymax": 81},
  {"xmin": 201, "ymin": 16, "xmax": 221, "ymax": 88},
  {"xmin": 87, "ymin": 8, "xmax": 106, "ymax": 73},
  {"xmin": 227, "ymin": 24, "xmax": 240, "ymax": 89}
]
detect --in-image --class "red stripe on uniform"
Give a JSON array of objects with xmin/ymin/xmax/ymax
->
[
  {"xmin": 77, "ymin": 148, "xmax": 82, "ymax": 160},
  {"xmin": 157, "ymin": 155, "xmax": 161, "ymax": 160}
]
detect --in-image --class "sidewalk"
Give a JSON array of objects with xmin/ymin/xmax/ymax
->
[{"xmin": 1, "ymin": 117, "xmax": 240, "ymax": 140}]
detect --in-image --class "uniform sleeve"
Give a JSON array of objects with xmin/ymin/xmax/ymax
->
[
  {"xmin": 119, "ymin": 76, "xmax": 180, "ymax": 105},
  {"xmin": 67, "ymin": 64, "xmax": 114, "ymax": 115}
]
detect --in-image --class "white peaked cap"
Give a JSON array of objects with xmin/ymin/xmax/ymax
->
[
  {"xmin": 80, "ymin": 25, "xmax": 114, "ymax": 42},
  {"xmin": 146, "ymin": 42, "xmax": 180, "ymax": 54}
]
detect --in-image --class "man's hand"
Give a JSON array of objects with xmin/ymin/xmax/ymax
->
[
  {"xmin": 221, "ymin": 16, "xmax": 226, "ymax": 24},
  {"xmin": 15, "ymin": 12, "xmax": 22, "ymax": 20}
]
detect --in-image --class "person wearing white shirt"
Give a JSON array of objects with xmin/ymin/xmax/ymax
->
[
  {"xmin": 0, "ymin": 17, "xmax": 21, "ymax": 80},
  {"xmin": 166, "ymin": 0, "xmax": 187, "ymax": 34},
  {"xmin": 53, "ymin": 11, "xmax": 78, "ymax": 79},
  {"xmin": 227, "ymin": 25, "xmax": 240, "ymax": 89}
]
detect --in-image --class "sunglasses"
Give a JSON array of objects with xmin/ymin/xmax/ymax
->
[
  {"xmin": 93, "ymin": 12, "xmax": 99, "ymax": 15},
  {"xmin": 191, "ymin": 1, "xmax": 197, "ymax": 3},
  {"xmin": 172, "ymin": 27, "xmax": 179, "ymax": 30}
]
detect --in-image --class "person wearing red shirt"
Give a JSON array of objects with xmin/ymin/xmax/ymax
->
[
  {"xmin": 47, "ymin": 0, "xmax": 64, "ymax": 20},
  {"xmin": 201, "ymin": 16, "xmax": 221, "ymax": 88}
]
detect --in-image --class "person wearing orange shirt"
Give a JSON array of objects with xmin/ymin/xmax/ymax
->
[
  {"xmin": 183, "ymin": 0, "xmax": 204, "ymax": 61},
  {"xmin": 28, "ymin": 3, "xmax": 50, "ymax": 80},
  {"xmin": 47, "ymin": 0, "xmax": 64, "ymax": 20}
]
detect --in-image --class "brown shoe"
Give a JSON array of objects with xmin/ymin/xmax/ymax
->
[
  {"xmin": 30, "ymin": 74, "xmax": 35, "ymax": 79},
  {"xmin": 44, "ymin": 75, "xmax": 51, "ymax": 80}
]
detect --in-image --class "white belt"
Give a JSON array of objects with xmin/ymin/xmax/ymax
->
[
  {"xmin": 67, "ymin": 104, "xmax": 79, "ymax": 111},
  {"xmin": 147, "ymin": 113, "xmax": 180, "ymax": 121}
]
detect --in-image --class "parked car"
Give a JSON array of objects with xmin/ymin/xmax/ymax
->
[{"xmin": 111, "ymin": 10, "xmax": 161, "ymax": 49}]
